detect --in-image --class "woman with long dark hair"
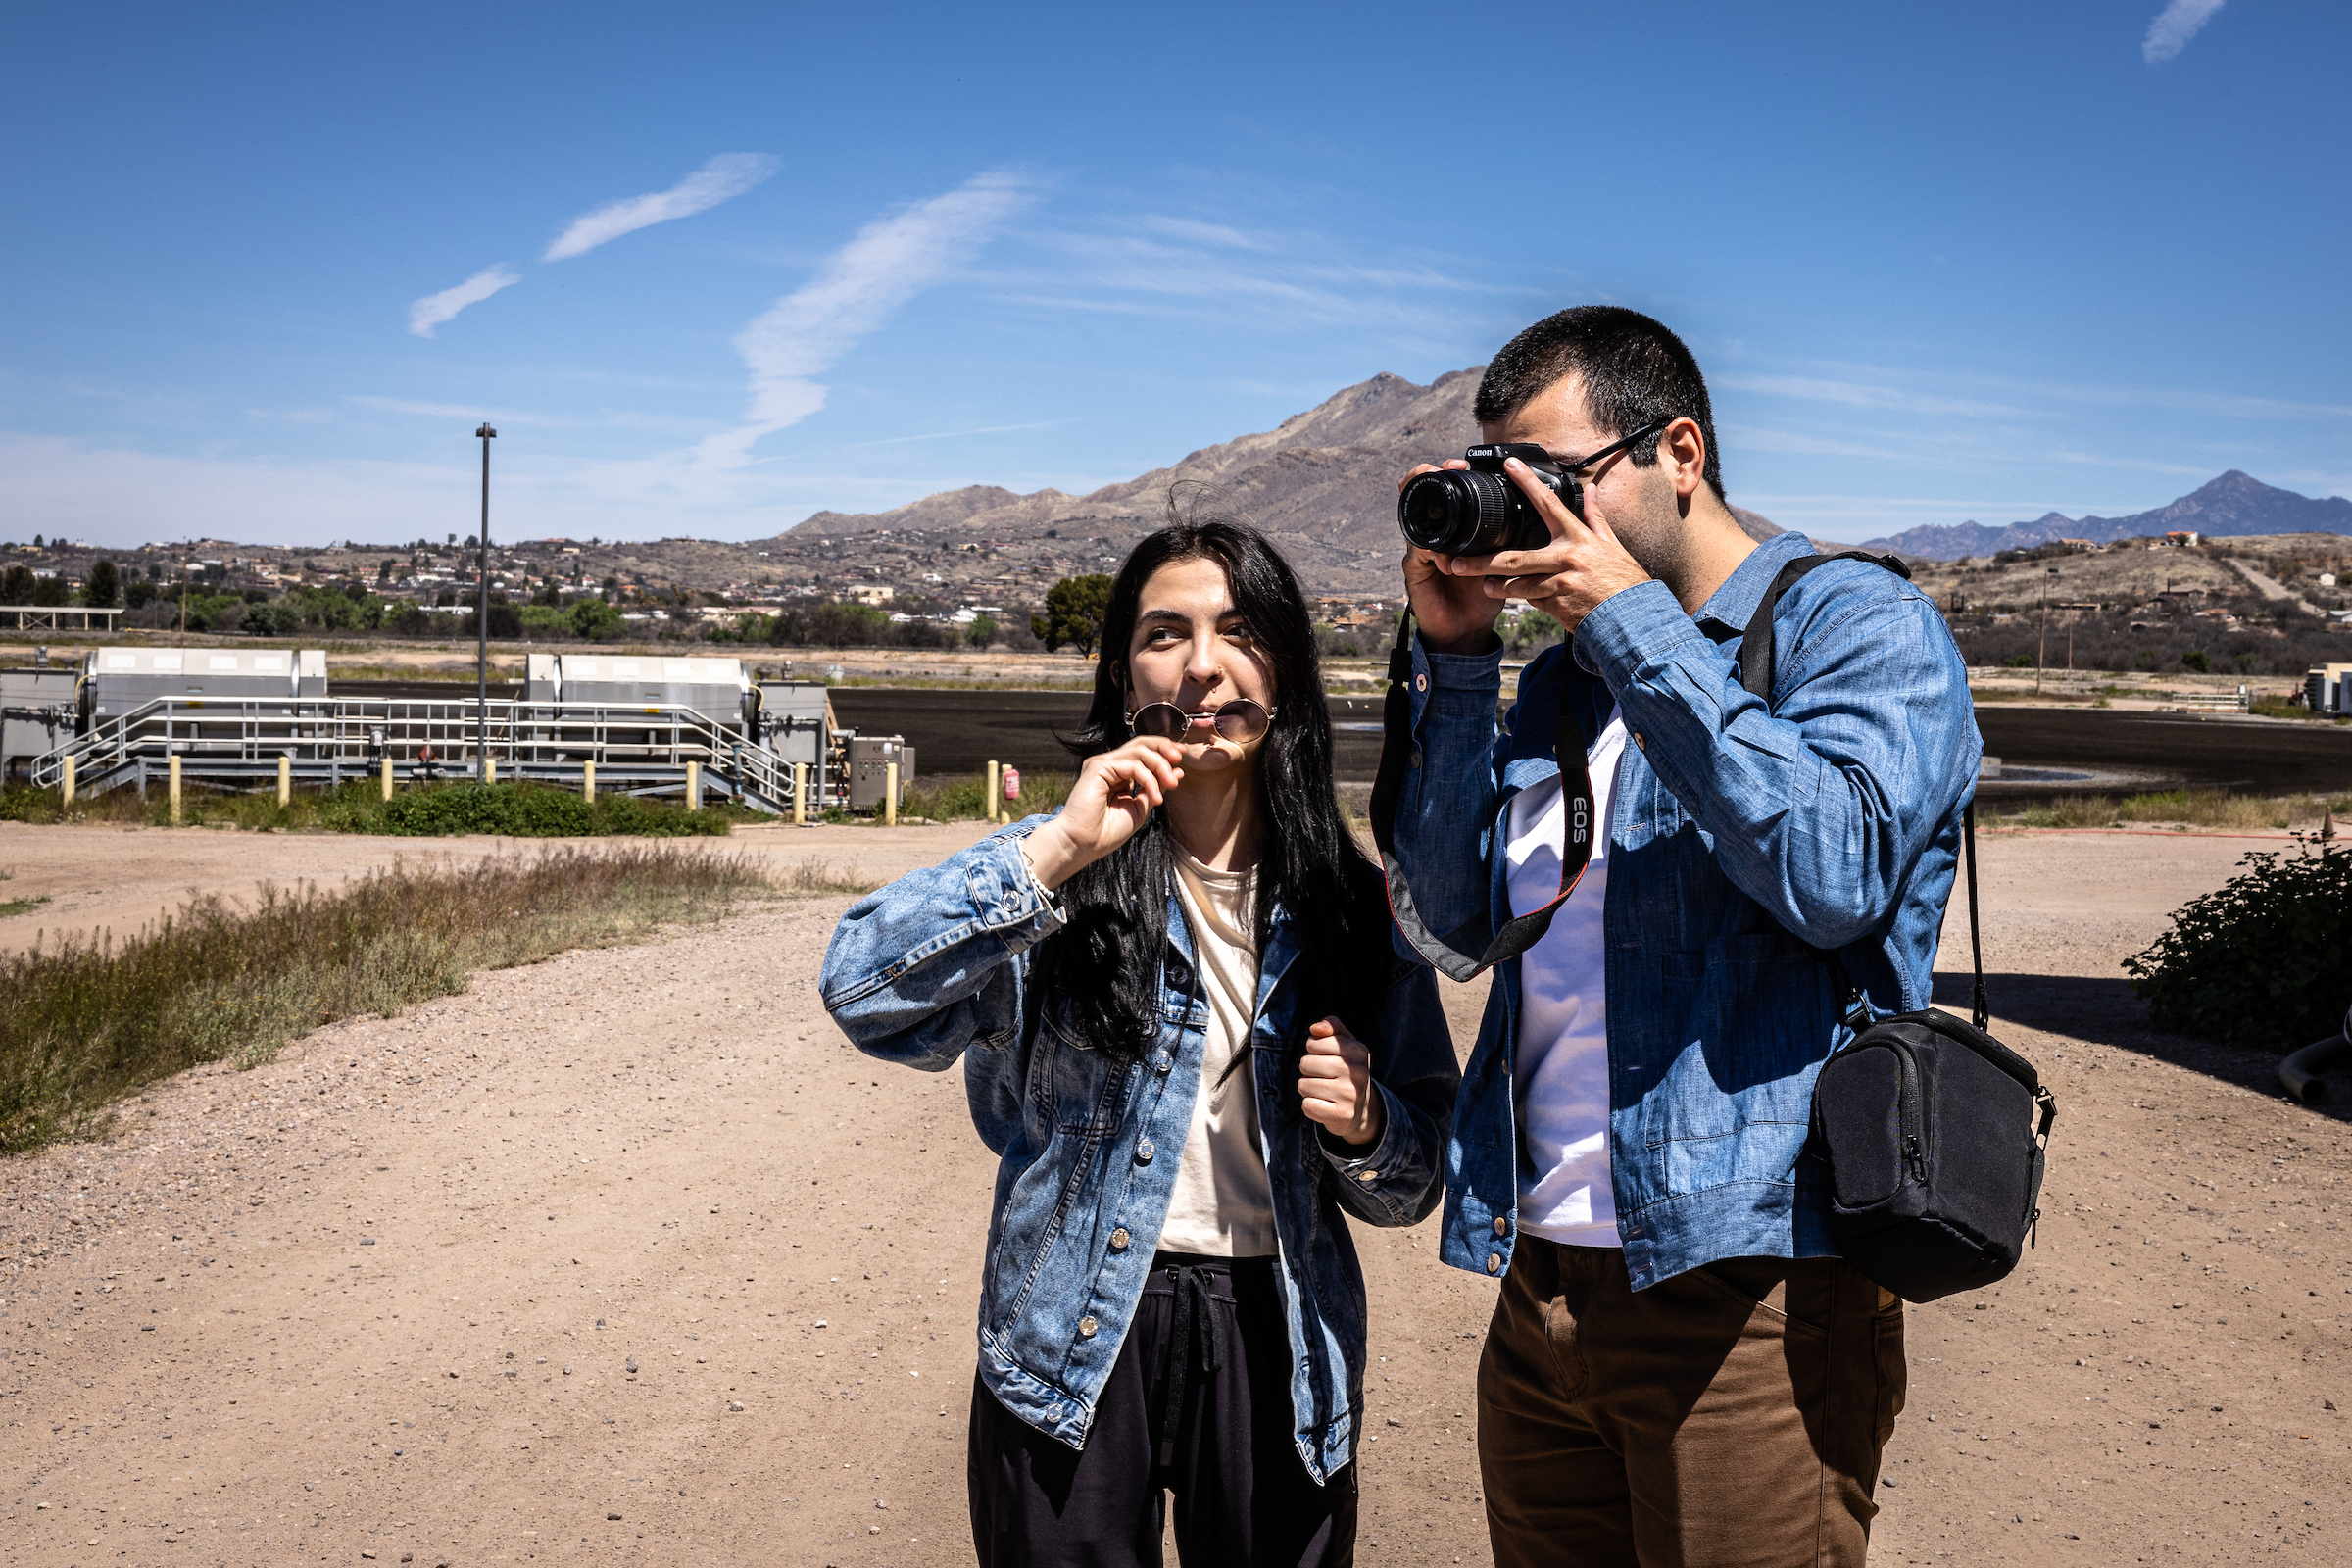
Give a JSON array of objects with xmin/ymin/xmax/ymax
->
[{"xmin": 821, "ymin": 511, "xmax": 1456, "ymax": 1566}]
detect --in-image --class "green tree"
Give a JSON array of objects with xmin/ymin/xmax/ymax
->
[
  {"xmin": 2181, "ymin": 649, "xmax": 2212, "ymax": 673},
  {"xmin": 125, "ymin": 576, "xmax": 159, "ymax": 611},
  {"xmin": 84, "ymin": 559, "xmax": 122, "ymax": 608},
  {"xmin": 568, "ymin": 599, "xmax": 625, "ymax": 641},
  {"xmin": 965, "ymin": 613, "xmax": 999, "ymax": 649},
  {"xmin": 3, "ymin": 564, "xmax": 33, "ymax": 602},
  {"xmin": 1032, "ymin": 574, "xmax": 1114, "ymax": 656},
  {"xmin": 30, "ymin": 573, "xmax": 70, "ymax": 608}
]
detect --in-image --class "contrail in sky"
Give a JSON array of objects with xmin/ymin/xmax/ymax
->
[
  {"xmin": 544, "ymin": 153, "xmax": 779, "ymax": 262},
  {"xmin": 406, "ymin": 267, "xmax": 520, "ymax": 337},
  {"xmin": 2142, "ymin": 0, "xmax": 2227, "ymax": 64}
]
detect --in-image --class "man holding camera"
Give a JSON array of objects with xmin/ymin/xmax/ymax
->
[{"xmin": 1384, "ymin": 306, "xmax": 1979, "ymax": 1567}]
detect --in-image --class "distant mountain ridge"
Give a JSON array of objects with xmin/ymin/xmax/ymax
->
[
  {"xmin": 773, "ymin": 368, "xmax": 1784, "ymax": 594},
  {"xmin": 1859, "ymin": 470, "xmax": 2352, "ymax": 561}
]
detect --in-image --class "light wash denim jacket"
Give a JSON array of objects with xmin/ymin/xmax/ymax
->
[
  {"xmin": 819, "ymin": 820, "xmax": 1458, "ymax": 1483},
  {"xmin": 1391, "ymin": 532, "xmax": 1981, "ymax": 1292}
]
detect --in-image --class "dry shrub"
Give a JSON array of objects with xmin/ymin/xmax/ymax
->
[{"xmin": 0, "ymin": 845, "xmax": 768, "ymax": 1152}]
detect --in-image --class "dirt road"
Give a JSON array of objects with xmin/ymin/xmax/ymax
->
[{"xmin": 2, "ymin": 824, "xmax": 2346, "ymax": 1565}]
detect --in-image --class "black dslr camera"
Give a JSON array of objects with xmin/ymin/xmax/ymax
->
[{"xmin": 1396, "ymin": 443, "xmax": 1581, "ymax": 558}]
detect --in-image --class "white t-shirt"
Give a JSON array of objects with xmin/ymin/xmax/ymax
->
[
  {"xmin": 1157, "ymin": 850, "xmax": 1278, "ymax": 1257},
  {"xmin": 1504, "ymin": 706, "xmax": 1630, "ymax": 1249}
]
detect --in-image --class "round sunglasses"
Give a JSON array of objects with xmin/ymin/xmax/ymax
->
[{"xmin": 1124, "ymin": 697, "xmax": 1273, "ymax": 745}]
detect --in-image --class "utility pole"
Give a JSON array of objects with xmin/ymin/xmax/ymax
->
[
  {"xmin": 476, "ymin": 423, "xmax": 497, "ymax": 778},
  {"xmin": 2036, "ymin": 566, "xmax": 2057, "ymax": 695}
]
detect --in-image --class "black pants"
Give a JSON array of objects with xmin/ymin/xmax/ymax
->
[{"xmin": 967, "ymin": 1251, "xmax": 1357, "ymax": 1567}]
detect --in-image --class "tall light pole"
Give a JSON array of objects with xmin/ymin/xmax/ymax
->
[
  {"xmin": 476, "ymin": 423, "xmax": 496, "ymax": 777},
  {"xmin": 2036, "ymin": 565, "xmax": 2058, "ymax": 695}
]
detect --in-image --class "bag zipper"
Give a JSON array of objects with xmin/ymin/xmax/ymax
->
[{"xmin": 1886, "ymin": 1038, "xmax": 1927, "ymax": 1186}]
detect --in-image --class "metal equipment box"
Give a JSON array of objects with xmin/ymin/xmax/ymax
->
[
  {"xmin": 85, "ymin": 646, "xmax": 320, "ymax": 717},
  {"xmin": 553, "ymin": 655, "xmax": 750, "ymax": 729},
  {"xmin": 524, "ymin": 653, "xmax": 560, "ymax": 704},
  {"xmin": 2307, "ymin": 663, "xmax": 2352, "ymax": 716},
  {"xmin": 847, "ymin": 735, "xmax": 915, "ymax": 811},
  {"xmin": 755, "ymin": 682, "xmax": 830, "ymax": 768},
  {"xmin": 1, "ymin": 666, "xmax": 80, "ymax": 778}
]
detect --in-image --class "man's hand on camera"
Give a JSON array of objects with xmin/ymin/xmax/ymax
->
[
  {"xmin": 1444, "ymin": 455, "xmax": 1651, "ymax": 634},
  {"xmin": 1397, "ymin": 459, "xmax": 1504, "ymax": 656}
]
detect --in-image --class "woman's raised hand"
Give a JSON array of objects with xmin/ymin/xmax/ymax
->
[
  {"xmin": 1017, "ymin": 736, "xmax": 1188, "ymax": 892},
  {"xmin": 1298, "ymin": 1015, "xmax": 1386, "ymax": 1152}
]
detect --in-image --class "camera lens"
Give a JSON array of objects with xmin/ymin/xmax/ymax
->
[{"xmin": 1398, "ymin": 468, "xmax": 1513, "ymax": 555}]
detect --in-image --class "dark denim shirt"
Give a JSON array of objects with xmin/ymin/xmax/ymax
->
[
  {"xmin": 1389, "ymin": 532, "xmax": 1981, "ymax": 1291},
  {"xmin": 819, "ymin": 819, "xmax": 1458, "ymax": 1482}
]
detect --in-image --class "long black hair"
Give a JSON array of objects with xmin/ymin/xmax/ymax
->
[{"xmin": 1029, "ymin": 497, "xmax": 1392, "ymax": 1064}]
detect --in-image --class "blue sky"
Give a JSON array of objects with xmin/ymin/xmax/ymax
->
[{"xmin": 1, "ymin": 1, "xmax": 2344, "ymax": 548}]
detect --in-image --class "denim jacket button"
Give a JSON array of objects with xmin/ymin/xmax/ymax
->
[
  {"xmin": 1485, "ymin": 1251, "xmax": 1503, "ymax": 1275},
  {"xmin": 1077, "ymin": 1316, "xmax": 1100, "ymax": 1338},
  {"xmin": 1493, "ymin": 1216, "xmax": 1510, "ymax": 1237},
  {"xmin": 1108, "ymin": 1227, "xmax": 1132, "ymax": 1252},
  {"xmin": 1634, "ymin": 731, "xmax": 1646, "ymax": 751},
  {"xmin": 1152, "ymin": 1052, "xmax": 1173, "ymax": 1074},
  {"xmin": 1355, "ymin": 1169, "xmax": 1379, "ymax": 1185},
  {"xmin": 1134, "ymin": 1139, "xmax": 1155, "ymax": 1166}
]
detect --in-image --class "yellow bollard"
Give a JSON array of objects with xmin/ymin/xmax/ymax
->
[
  {"xmin": 987, "ymin": 760, "xmax": 1000, "ymax": 824},
  {"xmin": 169, "ymin": 753, "xmax": 181, "ymax": 826},
  {"xmin": 884, "ymin": 760, "xmax": 899, "ymax": 827},
  {"xmin": 277, "ymin": 754, "xmax": 290, "ymax": 808},
  {"xmin": 583, "ymin": 760, "xmax": 596, "ymax": 803},
  {"xmin": 381, "ymin": 756, "xmax": 394, "ymax": 803},
  {"xmin": 485, "ymin": 755, "xmax": 497, "ymax": 786},
  {"xmin": 61, "ymin": 755, "xmax": 75, "ymax": 811},
  {"xmin": 685, "ymin": 760, "xmax": 701, "ymax": 811},
  {"xmin": 792, "ymin": 761, "xmax": 807, "ymax": 824}
]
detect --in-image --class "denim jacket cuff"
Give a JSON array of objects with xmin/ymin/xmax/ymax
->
[
  {"xmin": 1316, "ymin": 1082, "xmax": 1421, "ymax": 1216},
  {"xmin": 1569, "ymin": 580, "xmax": 1700, "ymax": 692},
  {"xmin": 981, "ymin": 820, "xmax": 1068, "ymax": 942}
]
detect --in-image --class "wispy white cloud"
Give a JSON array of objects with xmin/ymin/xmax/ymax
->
[
  {"xmin": 2143, "ymin": 0, "xmax": 2227, "ymax": 64},
  {"xmin": 694, "ymin": 170, "xmax": 1033, "ymax": 472},
  {"xmin": 1134, "ymin": 215, "xmax": 1268, "ymax": 250},
  {"xmin": 1714, "ymin": 373, "xmax": 2023, "ymax": 419},
  {"xmin": 346, "ymin": 395, "xmax": 560, "ymax": 427},
  {"xmin": 543, "ymin": 153, "xmax": 779, "ymax": 263},
  {"xmin": 406, "ymin": 267, "xmax": 520, "ymax": 337}
]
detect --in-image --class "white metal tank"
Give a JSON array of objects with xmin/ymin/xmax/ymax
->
[
  {"xmin": 553, "ymin": 656, "xmax": 750, "ymax": 728},
  {"xmin": 85, "ymin": 647, "xmax": 321, "ymax": 718}
]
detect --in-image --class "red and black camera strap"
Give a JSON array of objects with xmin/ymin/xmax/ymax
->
[{"xmin": 1367, "ymin": 608, "xmax": 1593, "ymax": 983}]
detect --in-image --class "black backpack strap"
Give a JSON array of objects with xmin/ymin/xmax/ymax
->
[
  {"xmin": 1736, "ymin": 550, "xmax": 1986, "ymax": 1029},
  {"xmin": 1369, "ymin": 609, "xmax": 1594, "ymax": 982},
  {"xmin": 1739, "ymin": 551, "xmax": 1912, "ymax": 701}
]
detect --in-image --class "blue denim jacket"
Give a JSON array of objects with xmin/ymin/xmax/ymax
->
[
  {"xmin": 819, "ymin": 821, "xmax": 1458, "ymax": 1482},
  {"xmin": 1390, "ymin": 532, "xmax": 1980, "ymax": 1292}
]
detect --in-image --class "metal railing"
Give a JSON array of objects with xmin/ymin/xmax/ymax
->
[{"xmin": 28, "ymin": 695, "xmax": 809, "ymax": 812}]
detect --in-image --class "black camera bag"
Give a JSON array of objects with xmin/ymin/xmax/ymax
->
[{"xmin": 1742, "ymin": 554, "xmax": 2059, "ymax": 1303}]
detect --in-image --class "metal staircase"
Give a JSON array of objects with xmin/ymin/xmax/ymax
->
[{"xmin": 29, "ymin": 695, "xmax": 809, "ymax": 814}]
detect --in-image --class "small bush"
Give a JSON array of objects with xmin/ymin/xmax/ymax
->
[
  {"xmin": 2123, "ymin": 837, "xmax": 2352, "ymax": 1051},
  {"xmin": 351, "ymin": 781, "xmax": 730, "ymax": 838}
]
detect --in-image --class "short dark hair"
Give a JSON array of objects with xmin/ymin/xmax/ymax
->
[{"xmin": 1474, "ymin": 306, "xmax": 1726, "ymax": 502}]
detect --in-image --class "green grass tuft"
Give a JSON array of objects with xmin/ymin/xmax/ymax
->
[{"xmin": 0, "ymin": 845, "xmax": 774, "ymax": 1152}]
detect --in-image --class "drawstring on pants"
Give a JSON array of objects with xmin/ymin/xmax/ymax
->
[{"xmin": 1156, "ymin": 1263, "xmax": 1225, "ymax": 1469}]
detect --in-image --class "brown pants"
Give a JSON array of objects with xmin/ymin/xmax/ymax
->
[{"xmin": 1477, "ymin": 1239, "xmax": 1905, "ymax": 1568}]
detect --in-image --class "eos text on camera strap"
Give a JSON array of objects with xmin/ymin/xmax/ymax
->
[{"xmin": 1368, "ymin": 608, "xmax": 1594, "ymax": 982}]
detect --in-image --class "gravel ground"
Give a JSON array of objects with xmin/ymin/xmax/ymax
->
[{"xmin": 1, "ymin": 824, "xmax": 2346, "ymax": 1566}]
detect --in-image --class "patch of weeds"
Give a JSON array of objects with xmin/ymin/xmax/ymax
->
[
  {"xmin": 776, "ymin": 858, "xmax": 883, "ymax": 896},
  {"xmin": 899, "ymin": 769, "xmax": 1074, "ymax": 823},
  {"xmin": 0, "ymin": 894, "xmax": 51, "ymax": 919},
  {"xmin": 0, "ymin": 845, "xmax": 770, "ymax": 1152}
]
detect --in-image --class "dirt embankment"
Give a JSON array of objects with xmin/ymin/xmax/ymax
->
[{"xmin": 0, "ymin": 826, "xmax": 2345, "ymax": 1566}]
